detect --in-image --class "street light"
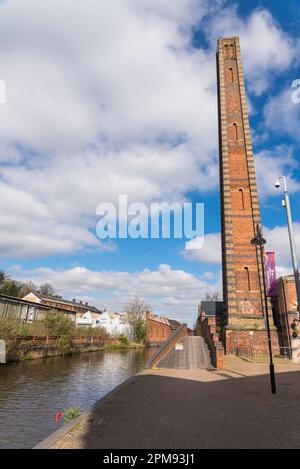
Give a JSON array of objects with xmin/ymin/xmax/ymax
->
[
  {"xmin": 274, "ymin": 176, "xmax": 300, "ymax": 320},
  {"xmin": 251, "ymin": 224, "xmax": 277, "ymax": 395}
]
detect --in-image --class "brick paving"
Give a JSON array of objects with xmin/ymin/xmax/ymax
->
[{"xmin": 38, "ymin": 356, "xmax": 300, "ymax": 449}]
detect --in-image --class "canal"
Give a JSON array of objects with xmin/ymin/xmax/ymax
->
[{"xmin": 0, "ymin": 348, "xmax": 148, "ymax": 449}]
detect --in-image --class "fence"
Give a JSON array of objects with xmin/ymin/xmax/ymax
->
[
  {"xmin": 12, "ymin": 335, "xmax": 118, "ymax": 346},
  {"xmin": 235, "ymin": 345, "xmax": 292, "ymax": 361}
]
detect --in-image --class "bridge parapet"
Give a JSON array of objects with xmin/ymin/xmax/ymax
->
[
  {"xmin": 145, "ymin": 324, "xmax": 187, "ymax": 369},
  {"xmin": 198, "ymin": 315, "xmax": 224, "ymax": 369}
]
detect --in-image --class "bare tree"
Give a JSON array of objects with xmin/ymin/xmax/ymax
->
[
  {"xmin": 125, "ymin": 298, "xmax": 149, "ymax": 343},
  {"xmin": 18, "ymin": 281, "xmax": 37, "ymax": 297},
  {"xmin": 39, "ymin": 283, "xmax": 56, "ymax": 296},
  {"xmin": 205, "ymin": 292, "xmax": 220, "ymax": 301}
]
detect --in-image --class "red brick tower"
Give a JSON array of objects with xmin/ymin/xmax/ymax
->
[{"xmin": 216, "ymin": 37, "xmax": 279, "ymax": 355}]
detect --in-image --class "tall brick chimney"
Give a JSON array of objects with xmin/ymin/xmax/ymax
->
[{"xmin": 216, "ymin": 37, "xmax": 280, "ymax": 355}]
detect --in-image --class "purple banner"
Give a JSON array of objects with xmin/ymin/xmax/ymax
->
[{"xmin": 265, "ymin": 251, "xmax": 278, "ymax": 297}]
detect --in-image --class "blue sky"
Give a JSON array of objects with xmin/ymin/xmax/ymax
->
[{"xmin": 0, "ymin": 0, "xmax": 300, "ymax": 325}]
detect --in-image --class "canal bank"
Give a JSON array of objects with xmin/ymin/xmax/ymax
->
[
  {"xmin": 0, "ymin": 348, "xmax": 148, "ymax": 449},
  {"xmin": 3, "ymin": 335, "xmax": 144, "ymax": 363}
]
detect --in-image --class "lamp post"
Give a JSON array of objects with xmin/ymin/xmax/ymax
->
[
  {"xmin": 251, "ymin": 224, "xmax": 277, "ymax": 395},
  {"xmin": 275, "ymin": 176, "xmax": 300, "ymax": 320}
]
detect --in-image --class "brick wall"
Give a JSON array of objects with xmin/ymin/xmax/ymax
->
[
  {"xmin": 146, "ymin": 315, "xmax": 171, "ymax": 346},
  {"xmin": 226, "ymin": 329, "xmax": 280, "ymax": 357},
  {"xmin": 200, "ymin": 317, "xmax": 225, "ymax": 369}
]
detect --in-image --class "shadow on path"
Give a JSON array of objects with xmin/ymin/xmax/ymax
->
[{"xmin": 49, "ymin": 367, "xmax": 300, "ymax": 449}]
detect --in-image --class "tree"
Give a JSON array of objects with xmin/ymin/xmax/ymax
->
[
  {"xmin": 125, "ymin": 298, "xmax": 149, "ymax": 343},
  {"xmin": 0, "ymin": 271, "xmax": 6, "ymax": 285},
  {"xmin": 0, "ymin": 272, "xmax": 21, "ymax": 297},
  {"xmin": 18, "ymin": 281, "xmax": 37, "ymax": 298},
  {"xmin": 205, "ymin": 292, "xmax": 220, "ymax": 301},
  {"xmin": 39, "ymin": 283, "xmax": 56, "ymax": 296}
]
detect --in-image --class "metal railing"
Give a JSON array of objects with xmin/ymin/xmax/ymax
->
[
  {"xmin": 235, "ymin": 346, "xmax": 292, "ymax": 361},
  {"xmin": 12, "ymin": 335, "xmax": 114, "ymax": 346}
]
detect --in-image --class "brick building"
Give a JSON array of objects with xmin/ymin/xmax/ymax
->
[
  {"xmin": 146, "ymin": 313, "xmax": 171, "ymax": 346},
  {"xmin": 272, "ymin": 275, "xmax": 299, "ymax": 357},
  {"xmin": 217, "ymin": 37, "xmax": 280, "ymax": 355}
]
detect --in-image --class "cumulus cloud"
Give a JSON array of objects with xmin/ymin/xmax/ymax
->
[
  {"xmin": 10, "ymin": 263, "xmax": 222, "ymax": 326},
  {"xmin": 264, "ymin": 223, "xmax": 300, "ymax": 268},
  {"xmin": 264, "ymin": 88, "xmax": 300, "ymax": 142},
  {"xmin": 204, "ymin": 7, "xmax": 296, "ymax": 95},
  {"xmin": 0, "ymin": 1, "xmax": 297, "ymax": 259},
  {"xmin": 182, "ymin": 223, "xmax": 300, "ymax": 278},
  {"xmin": 0, "ymin": 0, "xmax": 220, "ymax": 258},
  {"xmin": 182, "ymin": 232, "xmax": 221, "ymax": 264},
  {"xmin": 254, "ymin": 145, "xmax": 300, "ymax": 199}
]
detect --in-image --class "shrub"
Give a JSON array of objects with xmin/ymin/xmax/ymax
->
[
  {"xmin": 118, "ymin": 335, "xmax": 129, "ymax": 345},
  {"xmin": 42, "ymin": 310, "xmax": 76, "ymax": 336},
  {"xmin": 76, "ymin": 325, "xmax": 109, "ymax": 338},
  {"xmin": 63, "ymin": 405, "xmax": 81, "ymax": 424},
  {"xmin": 0, "ymin": 315, "xmax": 21, "ymax": 351}
]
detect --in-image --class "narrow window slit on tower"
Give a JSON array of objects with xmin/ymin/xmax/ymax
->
[
  {"xmin": 238, "ymin": 188, "xmax": 245, "ymax": 210},
  {"xmin": 224, "ymin": 44, "xmax": 228, "ymax": 59},
  {"xmin": 244, "ymin": 267, "xmax": 251, "ymax": 291},
  {"xmin": 229, "ymin": 67, "xmax": 234, "ymax": 82},
  {"xmin": 233, "ymin": 123, "xmax": 238, "ymax": 140}
]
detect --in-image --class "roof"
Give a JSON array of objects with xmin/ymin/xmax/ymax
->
[
  {"xmin": 167, "ymin": 319, "xmax": 181, "ymax": 328},
  {"xmin": 33, "ymin": 292, "xmax": 101, "ymax": 313},
  {"xmin": 147, "ymin": 313, "xmax": 170, "ymax": 326},
  {"xmin": 277, "ymin": 275, "xmax": 295, "ymax": 283},
  {"xmin": 200, "ymin": 301, "xmax": 224, "ymax": 318},
  {"xmin": 0, "ymin": 294, "xmax": 50, "ymax": 309}
]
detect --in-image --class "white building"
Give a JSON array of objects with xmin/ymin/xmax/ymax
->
[{"xmin": 94, "ymin": 311, "xmax": 132, "ymax": 338}]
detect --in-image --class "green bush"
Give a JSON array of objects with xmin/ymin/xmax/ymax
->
[
  {"xmin": 118, "ymin": 335, "xmax": 129, "ymax": 345},
  {"xmin": 42, "ymin": 311, "xmax": 76, "ymax": 336},
  {"xmin": 0, "ymin": 315, "xmax": 21, "ymax": 351},
  {"xmin": 76, "ymin": 325, "xmax": 109, "ymax": 338}
]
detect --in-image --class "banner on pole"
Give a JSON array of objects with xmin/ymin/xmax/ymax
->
[{"xmin": 265, "ymin": 251, "xmax": 277, "ymax": 296}]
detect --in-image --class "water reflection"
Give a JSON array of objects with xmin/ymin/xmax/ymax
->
[{"xmin": 0, "ymin": 349, "xmax": 146, "ymax": 449}]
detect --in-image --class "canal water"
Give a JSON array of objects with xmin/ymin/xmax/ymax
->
[{"xmin": 0, "ymin": 348, "xmax": 149, "ymax": 449}]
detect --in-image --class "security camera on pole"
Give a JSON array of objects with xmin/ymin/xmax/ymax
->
[{"xmin": 275, "ymin": 176, "xmax": 300, "ymax": 320}]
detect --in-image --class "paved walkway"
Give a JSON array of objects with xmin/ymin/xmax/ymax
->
[
  {"xmin": 157, "ymin": 336, "xmax": 211, "ymax": 369},
  {"xmin": 37, "ymin": 356, "xmax": 300, "ymax": 449}
]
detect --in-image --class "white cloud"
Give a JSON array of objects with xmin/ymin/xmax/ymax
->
[
  {"xmin": 254, "ymin": 145, "xmax": 300, "ymax": 198},
  {"xmin": 182, "ymin": 223, "xmax": 300, "ymax": 278},
  {"xmin": 0, "ymin": 1, "xmax": 297, "ymax": 259},
  {"xmin": 0, "ymin": 0, "xmax": 217, "ymax": 153},
  {"xmin": 264, "ymin": 223, "xmax": 300, "ymax": 269},
  {"xmin": 264, "ymin": 88, "xmax": 300, "ymax": 142},
  {"xmin": 10, "ymin": 263, "xmax": 222, "ymax": 326},
  {"xmin": 182, "ymin": 232, "xmax": 221, "ymax": 264},
  {"xmin": 204, "ymin": 7, "xmax": 295, "ymax": 95},
  {"xmin": 0, "ymin": 0, "xmax": 220, "ymax": 258}
]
